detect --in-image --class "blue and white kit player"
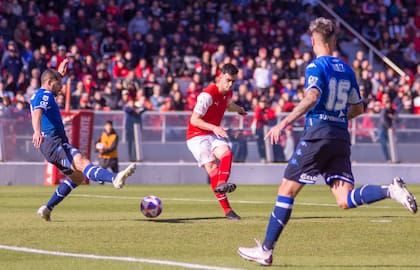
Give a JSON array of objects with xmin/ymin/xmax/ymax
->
[
  {"xmin": 31, "ymin": 58, "xmax": 136, "ymax": 221},
  {"xmin": 238, "ymin": 17, "xmax": 417, "ymax": 266}
]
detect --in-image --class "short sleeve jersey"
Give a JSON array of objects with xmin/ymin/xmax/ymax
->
[
  {"xmin": 302, "ymin": 56, "xmax": 362, "ymax": 141},
  {"xmin": 30, "ymin": 88, "xmax": 66, "ymax": 139},
  {"xmin": 186, "ymin": 84, "xmax": 232, "ymax": 139}
]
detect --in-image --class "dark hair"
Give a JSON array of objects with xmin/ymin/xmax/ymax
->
[
  {"xmin": 105, "ymin": 120, "xmax": 113, "ymax": 126},
  {"xmin": 220, "ymin": 63, "xmax": 239, "ymax": 76},
  {"xmin": 309, "ymin": 17, "xmax": 335, "ymax": 43}
]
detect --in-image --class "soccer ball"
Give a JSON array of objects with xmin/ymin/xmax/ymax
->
[{"xmin": 140, "ymin": 195, "xmax": 162, "ymax": 218}]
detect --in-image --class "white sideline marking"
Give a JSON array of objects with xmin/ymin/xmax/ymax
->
[
  {"xmin": 72, "ymin": 194, "xmax": 397, "ymax": 209},
  {"xmin": 0, "ymin": 244, "xmax": 243, "ymax": 270},
  {"xmin": 369, "ymin": 219, "xmax": 392, "ymax": 223}
]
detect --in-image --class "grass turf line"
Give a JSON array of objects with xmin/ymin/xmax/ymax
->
[{"xmin": 0, "ymin": 185, "xmax": 419, "ymax": 270}]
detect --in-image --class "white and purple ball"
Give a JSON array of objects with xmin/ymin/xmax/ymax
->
[{"xmin": 140, "ymin": 195, "xmax": 162, "ymax": 218}]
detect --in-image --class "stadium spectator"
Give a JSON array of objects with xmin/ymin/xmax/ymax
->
[
  {"xmin": 172, "ymin": 90, "xmax": 186, "ymax": 111},
  {"xmin": 0, "ymin": 18, "xmax": 13, "ymax": 43},
  {"xmin": 150, "ymin": 84, "xmax": 165, "ymax": 111},
  {"xmin": 89, "ymin": 11, "xmax": 107, "ymax": 37},
  {"xmin": 112, "ymin": 59, "xmax": 129, "ymax": 79},
  {"xmin": 102, "ymin": 83, "xmax": 119, "ymax": 110},
  {"xmin": 378, "ymin": 98, "xmax": 397, "ymax": 162},
  {"xmin": 362, "ymin": 18, "xmax": 380, "ymax": 46},
  {"xmin": 128, "ymin": 11, "xmax": 149, "ymax": 38},
  {"xmin": 0, "ymin": 95, "xmax": 13, "ymax": 118},
  {"xmin": 0, "ymin": 0, "xmax": 416, "ymax": 120},
  {"xmin": 183, "ymin": 46, "xmax": 200, "ymax": 77},
  {"xmin": 253, "ymin": 60, "xmax": 272, "ymax": 96},
  {"xmin": 95, "ymin": 120, "xmax": 119, "ymax": 178},
  {"xmin": 252, "ymin": 96, "xmax": 277, "ymax": 163},
  {"xmin": 124, "ymin": 97, "xmax": 146, "ymax": 162},
  {"xmin": 195, "ymin": 50, "xmax": 212, "ymax": 84}
]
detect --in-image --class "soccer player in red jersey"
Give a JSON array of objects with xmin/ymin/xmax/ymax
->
[{"xmin": 186, "ymin": 63, "xmax": 246, "ymax": 220}]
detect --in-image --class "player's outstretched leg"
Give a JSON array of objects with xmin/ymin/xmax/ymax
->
[
  {"xmin": 389, "ymin": 177, "xmax": 417, "ymax": 214},
  {"xmin": 83, "ymin": 163, "xmax": 136, "ymax": 189},
  {"xmin": 112, "ymin": 163, "xmax": 137, "ymax": 189},
  {"xmin": 37, "ymin": 178, "xmax": 78, "ymax": 221},
  {"xmin": 346, "ymin": 177, "xmax": 417, "ymax": 214}
]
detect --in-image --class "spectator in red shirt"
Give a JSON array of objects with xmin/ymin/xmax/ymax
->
[
  {"xmin": 112, "ymin": 60, "xmax": 129, "ymax": 79},
  {"xmin": 40, "ymin": 9, "xmax": 60, "ymax": 32},
  {"xmin": 253, "ymin": 96, "xmax": 276, "ymax": 162},
  {"xmin": 134, "ymin": 58, "xmax": 151, "ymax": 80}
]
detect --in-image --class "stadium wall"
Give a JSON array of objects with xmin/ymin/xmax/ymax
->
[{"xmin": 1, "ymin": 162, "xmax": 419, "ymax": 186}]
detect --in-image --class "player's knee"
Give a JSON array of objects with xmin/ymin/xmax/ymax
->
[
  {"xmin": 73, "ymin": 155, "xmax": 91, "ymax": 172},
  {"xmin": 336, "ymin": 198, "xmax": 350, "ymax": 209}
]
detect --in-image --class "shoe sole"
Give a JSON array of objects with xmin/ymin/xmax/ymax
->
[
  {"xmin": 237, "ymin": 249, "xmax": 272, "ymax": 266},
  {"xmin": 214, "ymin": 183, "xmax": 236, "ymax": 194},
  {"xmin": 394, "ymin": 177, "xmax": 418, "ymax": 214}
]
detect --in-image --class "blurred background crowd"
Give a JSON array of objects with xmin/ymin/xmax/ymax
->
[{"xmin": 0, "ymin": 0, "xmax": 419, "ymax": 121}]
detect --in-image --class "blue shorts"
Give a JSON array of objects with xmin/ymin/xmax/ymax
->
[
  {"xmin": 284, "ymin": 139, "xmax": 354, "ymax": 186},
  {"xmin": 40, "ymin": 135, "xmax": 80, "ymax": 175}
]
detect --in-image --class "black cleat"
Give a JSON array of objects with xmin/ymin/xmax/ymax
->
[
  {"xmin": 214, "ymin": 182, "xmax": 237, "ymax": 194},
  {"xmin": 226, "ymin": 210, "xmax": 241, "ymax": 220}
]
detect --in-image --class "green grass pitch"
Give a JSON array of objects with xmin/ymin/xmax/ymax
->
[{"xmin": 0, "ymin": 184, "xmax": 419, "ymax": 270}]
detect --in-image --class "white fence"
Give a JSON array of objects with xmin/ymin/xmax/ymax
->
[{"xmin": 1, "ymin": 111, "xmax": 420, "ymax": 162}]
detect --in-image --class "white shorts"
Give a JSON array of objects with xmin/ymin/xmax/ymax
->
[{"xmin": 186, "ymin": 135, "xmax": 229, "ymax": 167}]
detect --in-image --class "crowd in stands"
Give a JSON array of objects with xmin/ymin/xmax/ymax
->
[{"xmin": 0, "ymin": 0, "xmax": 419, "ymax": 123}]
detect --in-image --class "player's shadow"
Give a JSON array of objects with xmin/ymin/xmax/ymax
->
[{"xmin": 141, "ymin": 216, "xmax": 227, "ymax": 223}]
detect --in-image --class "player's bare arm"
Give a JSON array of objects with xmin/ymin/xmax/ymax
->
[
  {"xmin": 347, "ymin": 102, "xmax": 364, "ymax": 120},
  {"xmin": 227, "ymin": 101, "xmax": 247, "ymax": 116},
  {"xmin": 57, "ymin": 57, "xmax": 70, "ymax": 76},
  {"xmin": 31, "ymin": 109, "xmax": 44, "ymax": 148},
  {"xmin": 190, "ymin": 111, "xmax": 228, "ymax": 138},
  {"xmin": 265, "ymin": 88, "xmax": 320, "ymax": 144}
]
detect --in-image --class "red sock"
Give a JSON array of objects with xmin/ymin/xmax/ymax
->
[
  {"xmin": 209, "ymin": 167, "xmax": 231, "ymax": 214},
  {"xmin": 217, "ymin": 151, "xmax": 232, "ymax": 185}
]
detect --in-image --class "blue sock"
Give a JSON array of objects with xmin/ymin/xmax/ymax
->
[
  {"xmin": 347, "ymin": 185, "xmax": 389, "ymax": 208},
  {"xmin": 46, "ymin": 179, "xmax": 77, "ymax": 210},
  {"xmin": 263, "ymin": 196, "xmax": 294, "ymax": 250},
  {"xmin": 83, "ymin": 164, "xmax": 116, "ymax": 183}
]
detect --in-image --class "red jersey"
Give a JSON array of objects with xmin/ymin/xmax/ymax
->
[{"xmin": 186, "ymin": 84, "xmax": 232, "ymax": 140}]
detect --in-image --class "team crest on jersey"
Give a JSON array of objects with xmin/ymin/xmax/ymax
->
[
  {"xmin": 308, "ymin": 75, "xmax": 318, "ymax": 85},
  {"xmin": 42, "ymin": 95, "xmax": 48, "ymax": 101}
]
